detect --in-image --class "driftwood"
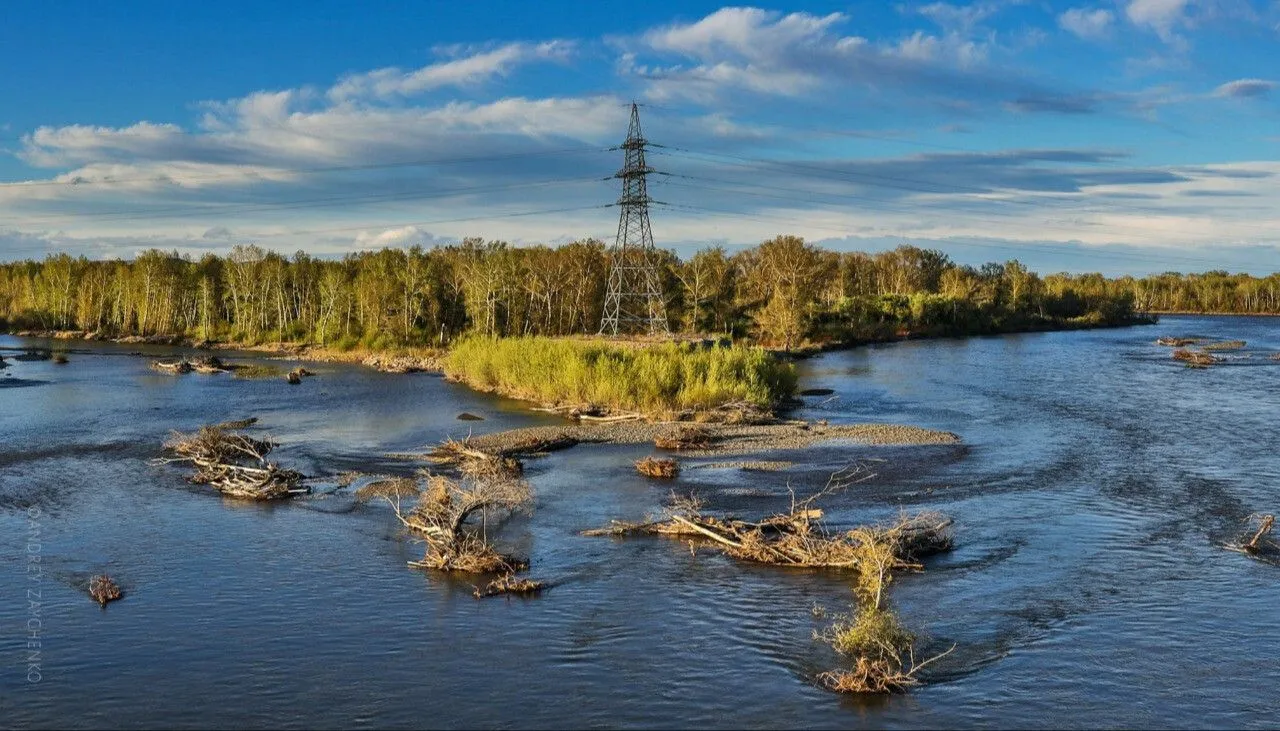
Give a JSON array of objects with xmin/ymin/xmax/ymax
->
[
  {"xmin": 426, "ymin": 432, "xmax": 579, "ymax": 477},
  {"xmin": 655, "ymin": 425, "xmax": 714, "ymax": 451},
  {"xmin": 391, "ymin": 473, "xmax": 531, "ymax": 573},
  {"xmin": 151, "ymin": 356, "xmax": 230, "ymax": 374},
  {"xmin": 428, "ymin": 437, "xmax": 524, "ymax": 479},
  {"xmin": 1156, "ymin": 337, "xmax": 1198, "ymax": 347},
  {"xmin": 473, "ymin": 573, "xmax": 544, "ymax": 599},
  {"xmin": 191, "ymin": 356, "xmax": 229, "ymax": 373},
  {"xmin": 89, "ymin": 575, "xmax": 122, "ymax": 606},
  {"xmin": 1225, "ymin": 514, "xmax": 1277, "ymax": 556},
  {"xmin": 153, "ymin": 425, "xmax": 308, "ymax": 500},
  {"xmin": 584, "ymin": 467, "xmax": 952, "ymax": 569},
  {"xmin": 151, "ymin": 359, "xmax": 193, "ymax": 374},
  {"xmin": 1203, "ymin": 340, "xmax": 1246, "ymax": 351},
  {"xmin": 1172, "ymin": 349, "xmax": 1220, "ymax": 367},
  {"xmin": 635, "ymin": 457, "xmax": 679, "ymax": 479}
]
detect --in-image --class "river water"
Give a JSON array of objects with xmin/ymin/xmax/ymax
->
[{"xmin": 3, "ymin": 316, "xmax": 1278, "ymax": 729}]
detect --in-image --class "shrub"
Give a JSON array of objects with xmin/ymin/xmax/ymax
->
[{"xmin": 444, "ymin": 336, "xmax": 796, "ymax": 413}]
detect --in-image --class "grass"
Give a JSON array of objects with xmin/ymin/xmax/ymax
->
[{"xmin": 444, "ymin": 336, "xmax": 797, "ymax": 414}]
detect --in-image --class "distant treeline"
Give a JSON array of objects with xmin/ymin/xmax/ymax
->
[{"xmin": 0, "ymin": 237, "xmax": 1158, "ymax": 349}]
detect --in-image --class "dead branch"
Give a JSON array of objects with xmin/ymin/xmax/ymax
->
[
  {"xmin": 1225, "ymin": 513, "xmax": 1277, "ymax": 556},
  {"xmin": 583, "ymin": 465, "xmax": 950, "ymax": 570},
  {"xmin": 395, "ymin": 472, "xmax": 532, "ymax": 573},
  {"xmin": 473, "ymin": 573, "xmax": 544, "ymax": 599},
  {"xmin": 152, "ymin": 425, "xmax": 307, "ymax": 500}
]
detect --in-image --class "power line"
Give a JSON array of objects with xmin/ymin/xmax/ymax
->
[
  {"xmin": 1, "ymin": 146, "xmax": 611, "ymax": 189},
  {"xmin": 0, "ymin": 175, "xmax": 611, "ymax": 227}
]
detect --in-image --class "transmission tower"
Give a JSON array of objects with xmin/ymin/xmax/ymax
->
[{"xmin": 599, "ymin": 102, "xmax": 669, "ymax": 336}]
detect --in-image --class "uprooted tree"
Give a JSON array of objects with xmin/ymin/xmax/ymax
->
[
  {"xmin": 584, "ymin": 466, "xmax": 955, "ymax": 692},
  {"xmin": 388, "ymin": 470, "xmax": 532, "ymax": 574},
  {"xmin": 153, "ymin": 422, "xmax": 307, "ymax": 500}
]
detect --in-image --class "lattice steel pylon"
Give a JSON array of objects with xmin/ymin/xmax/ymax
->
[{"xmin": 599, "ymin": 102, "xmax": 669, "ymax": 336}]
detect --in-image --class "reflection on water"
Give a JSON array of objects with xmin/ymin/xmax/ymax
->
[{"xmin": 3, "ymin": 317, "xmax": 1279, "ymax": 728}]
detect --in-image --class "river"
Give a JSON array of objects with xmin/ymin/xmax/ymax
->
[{"xmin": 3, "ymin": 315, "xmax": 1277, "ymax": 729}]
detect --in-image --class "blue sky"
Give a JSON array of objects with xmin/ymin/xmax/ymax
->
[{"xmin": 1, "ymin": 1, "xmax": 1277, "ymax": 274}]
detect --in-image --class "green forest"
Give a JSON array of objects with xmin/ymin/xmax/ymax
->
[{"xmin": 1, "ymin": 235, "xmax": 1231, "ymax": 350}]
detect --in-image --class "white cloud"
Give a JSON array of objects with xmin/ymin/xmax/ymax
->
[
  {"xmin": 632, "ymin": 7, "xmax": 1002, "ymax": 104},
  {"xmin": 1059, "ymin": 7, "xmax": 1116, "ymax": 40},
  {"xmin": 1212, "ymin": 78, "xmax": 1276, "ymax": 98},
  {"xmin": 1126, "ymin": 0, "xmax": 1193, "ymax": 43},
  {"xmin": 353, "ymin": 225, "xmax": 452, "ymax": 249},
  {"xmin": 328, "ymin": 41, "xmax": 573, "ymax": 102}
]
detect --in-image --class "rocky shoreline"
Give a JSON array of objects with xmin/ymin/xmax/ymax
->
[{"xmin": 452, "ymin": 421, "xmax": 961, "ymax": 459}]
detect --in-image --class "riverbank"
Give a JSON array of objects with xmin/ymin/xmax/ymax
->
[{"xmin": 7, "ymin": 329, "xmax": 445, "ymax": 372}]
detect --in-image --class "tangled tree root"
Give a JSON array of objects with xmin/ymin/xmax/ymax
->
[
  {"xmin": 390, "ymin": 472, "xmax": 532, "ymax": 573},
  {"xmin": 153, "ymin": 424, "xmax": 308, "ymax": 500},
  {"xmin": 89, "ymin": 575, "xmax": 122, "ymax": 606},
  {"xmin": 473, "ymin": 573, "xmax": 544, "ymax": 599},
  {"xmin": 635, "ymin": 457, "xmax": 679, "ymax": 479}
]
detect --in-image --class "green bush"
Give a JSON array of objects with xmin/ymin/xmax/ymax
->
[{"xmin": 444, "ymin": 336, "xmax": 796, "ymax": 412}]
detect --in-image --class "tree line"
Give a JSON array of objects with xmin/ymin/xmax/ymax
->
[{"xmin": 0, "ymin": 236, "xmax": 1171, "ymax": 349}]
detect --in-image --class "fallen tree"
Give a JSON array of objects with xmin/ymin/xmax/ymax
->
[
  {"xmin": 584, "ymin": 468, "xmax": 955, "ymax": 693},
  {"xmin": 388, "ymin": 472, "xmax": 532, "ymax": 573},
  {"xmin": 583, "ymin": 467, "xmax": 950, "ymax": 568},
  {"xmin": 153, "ymin": 424, "xmax": 308, "ymax": 500}
]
